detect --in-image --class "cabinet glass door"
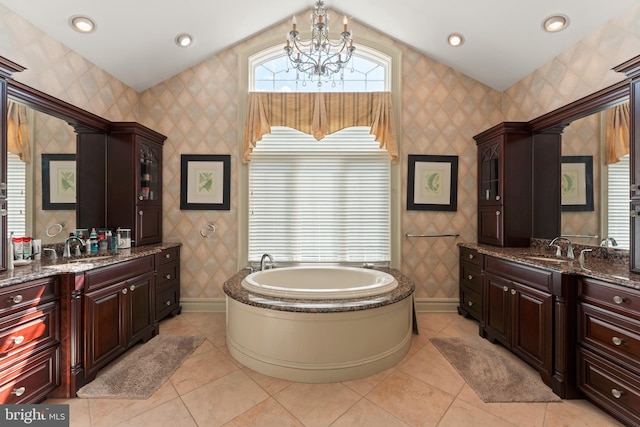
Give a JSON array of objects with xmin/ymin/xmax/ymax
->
[
  {"xmin": 480, "ymin": 143, "xmax": 500, "ymax": 203},
  {"xmin": 139, "ymin": 143, "xmax": 159, "ymax": 202}
]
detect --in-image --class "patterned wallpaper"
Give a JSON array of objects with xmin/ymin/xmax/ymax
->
[{"xmin": 1, "ymin": 2, "xmax": 640, "ymax": 305}]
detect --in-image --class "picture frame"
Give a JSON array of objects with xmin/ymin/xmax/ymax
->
[
  {"xmin": 42, "ymin": 153, "xmax": 76, "ymax": 210},
  {"xmin": 561, "ymin": 155, "xmax": 594, "ymax": 211},
  {"xmin": 407, "ymin": 154, "xmax": 458, "ymax": 211},
  {"xmin": 180, "ymin": 154, "xmax": 231, "ymax": 210}
]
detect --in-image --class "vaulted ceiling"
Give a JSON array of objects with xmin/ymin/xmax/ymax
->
[{"xmin": 0, "ymin": 0, "xmax": 637, "ymax": 92}]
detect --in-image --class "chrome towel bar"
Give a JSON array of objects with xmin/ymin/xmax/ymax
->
[{"xmin": 405, "ymin": 233, "xmax": 460, "ymax": 238}]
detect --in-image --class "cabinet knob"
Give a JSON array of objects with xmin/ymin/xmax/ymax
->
[
  {"xmin": 468, "ymin": 254, "xmax": 474, "ymax": 259},
  {"xmin": 139, "ymin": 210, "xmax": 144, "ymax": 216},
  {"xmin": 165, "ymin": 254, "xmax": 171, "ymax": 259},
  {"xmin": 510, "ymin": 288, "xmax": 516, "ymax": 295},
  {"xmin": 496, "ymin": 211, "xmax": 501, "ymax": 216},
  {"xmin": 495, "ymin": 195, "xmax": 501, "ymax": 201},
  {"xmin": 130, "ymin": 285, "xmax": 136, "ymax": 291},
  {"xmin": 612, "ymin": 337, "xmax": 623, "ymax": 346},
  {"xmin": 139, "ymin": 195, "xmax": 144, "ymax": 201},
  {"xmin": 0, "ymin": 182, "xmax": 6, "ymax": 190},
  {"xmin": 11, "ymin": 386, "xmax": 25, "ymax": 397},
  {"xmin": 503, "ymin": 286, "xmax": 509, "ymax": 292},
  {"xmin": 0, "ymin": 209, "xmax": 7, "ymax": 217},
  {"xmin": 12, "ymin": 336, "xmax": 25, "ymax": 345},
  {"xmin": 467, "ymin": 274, "xmax": 473, "ymax": 280},
  {"xmin": 122, "ymin": 288, "xmax": 128, "ymax": 295},
  {"xmin": 467, "ymin": 301, "xmax": 474, "ymax": 307},
  {"xmin": 11, "ymin": 295, "xmax": 23, "ymax": 304},
  {"xmin": 165, "ymin": 300, "xmax": 171, "ymax": 306},
  {"xmin": 165, "ymin": 274, "xmax": 171, "ymax": 280},
  {"xmin": 611, "ymin": 388, "xmax": 623, "ymax": 399},
  {"xmin": 612, "ymin": 295, "xmax": 624, "ymax": 304}
]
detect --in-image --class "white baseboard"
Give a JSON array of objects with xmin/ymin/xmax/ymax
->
[{"xmin": 180, "ymin": 297, "xmax": 459, "ymax": 314}]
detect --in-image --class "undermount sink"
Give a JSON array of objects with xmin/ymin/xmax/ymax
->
[
  {"xmin": 67, "ymin": 256, "xmax": 114, "ymax": 263},
  {"xmin": 524, "ymin": 255, "xmax": 571, "ymax": 264},
  {"xmin": 45, "ymin": 256, "xmax": 116, "ymax": 270}
]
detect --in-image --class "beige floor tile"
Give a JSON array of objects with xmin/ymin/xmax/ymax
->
[
  {"xmin": 86, "ymin": 380, "xmax": 178, "ymax": 427},
  {"xmin": 241, "ymin": 367, "xmax": 294, "ymax": 396},
  {"xmin": 218, "ymin": 344, "xmax": 244, "ymax": 368},
  {"xmin": 274, "ymin": 382, "xmax": 361, "ymax": 427},
  {"xmin": 169, "ymin": 346, "xmax": 239, "ymax": 395},
  {"xmin": 332, "ymin": 398, "xmax": 410, "ymax": 427},
  {"xmin": 367, "ymin": 370, "xmax": 455, "ymax": 426},
  {"xmin": 117, "ymin": 397, "xmax": 197, "ymax": 427},
  {"xmin": 438, "ymin": 398, "xmax": 516, "ymax": 427},
  {"xmin": 182, "ymin": 312, "xmax": 227, "ymax": 347},
  {"xmin": 416, "ymin": 313, "xmax": 455, "ymax": 336},
  {"xmin": 456, "ymin": 384, "xmax": 546, "ymax": 427},
  {"xmin": 46, "ymin": 398, "xmax": 91, "ymax": 427},
  {"xmin": 223, "ymin": 397, "xmax": 303, "ymax": 427},
  {"xmin": 182, "ymin": 370, "xmax": 269, "ymax": 427},
  {"xmin": 436, "ymin": 315, "xmax": 482, "ymax": 338},
  {"xmin": 193, "ymin": 338, "xmax": 217, "ymax": 355},
  {"xmin": 544, "ymin": 399, "xmax": 624, "ymax": 426},
  {"xmin": 341, "ymin": 365, "xmax": 396, "ymax": 396},
  {"xmin": 159, "ymin": 314, "xmax": 202, "ymax": 336},
  {"xmin": 398, "ymin": 344, "xmax": 465, "ymax": 396}
]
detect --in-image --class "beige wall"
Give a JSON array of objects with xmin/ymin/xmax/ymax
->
[{"xmin": 1, "ymin": 2, "xmax": 640, "ymax": 305}]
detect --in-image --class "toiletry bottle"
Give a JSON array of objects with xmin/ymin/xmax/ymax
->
[
  {"xmin": 90, "ymin": 228, "xmax": 99, "ymax": 254},
  {"xmin": 7, "ymin": 232, "xmax": 14, "ymax": 270}
]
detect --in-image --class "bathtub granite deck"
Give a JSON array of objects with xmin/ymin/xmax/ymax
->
[{"xmin": 223, "ymin": 268, "xmax": 415, "ymax": 313}]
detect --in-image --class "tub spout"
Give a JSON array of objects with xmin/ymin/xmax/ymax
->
[{"xmin": 260, "ymin": 253, "xmax": 274, "ymax": 271}]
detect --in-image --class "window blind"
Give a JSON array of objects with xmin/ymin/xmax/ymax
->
[
  {"xmin": 248, "ymin": 126, "xmax": 390, "ymax": 263},
  {"xmin": 607, "ymin": 154, "xmax": 630, "ymax": 248},
  {"xmin": 7, "ymin": 152, "xmax": 26, "ymax": 237}
]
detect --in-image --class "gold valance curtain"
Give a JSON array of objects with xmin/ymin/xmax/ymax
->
[
  {"xmin": 243, "ymin": 91, "xmax": 397, "ymax": 163},
  {"xmin": 7, "ymin": 100, "xmax": 31, "ymax": 163},
  {"xmin": 605, "ymin": 102, "xmax": 630, "ymax": 165}
]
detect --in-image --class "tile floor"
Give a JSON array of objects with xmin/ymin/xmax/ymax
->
[{"xmin": 47, "ymin": 312, "xmax": 624, "ymax": 426}]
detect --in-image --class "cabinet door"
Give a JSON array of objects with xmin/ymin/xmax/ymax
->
[
  {"xmin": 136, "ymin": 205, "xmax": 162, "ymax": 245},
  {"xmin": 126, "ymin": 271, "xmax": 154, "ymax": 345},
  {"xmin": 511, "ymin": 283, "xmax": 553, "ymax": 375},
  {"xmin": 137, "ymin": 140, "xmax": 161, "ymax": 204},
  {"xmin": 484, "ymin": 273, "xmax": 510, "ymax": 345},
  {"xmin": 478, "ymin": 141, "xmax": 502, "ymax": 206},
  {"xmin": 84, "ymin": 282, "xmax": 127, "ymax": 377},
  {"xmin": 478, "ymin": 206, "xmax": 503, "ymax": 246}
]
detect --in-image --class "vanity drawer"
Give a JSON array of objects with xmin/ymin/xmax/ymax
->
[
  {"xmin": 0, "ymin": 346, "xmax": 59, "ymax": 404},
  {"xmin": 460, "ymin": 284, "xmax": 482, "ymax": 320},
  {"xmin": 156, "ymin": 286, "xmax": 179, "ymax": 319},
  {"xmin": 157, "ymin": 263, "xmax": 179, "ymax": 288},
  {"xmin": 157, "ymin": 246, "xmax": 179, "ymax": 266},
  {"xmin": 578, "ymin": 277, "xmax": 640, "ymax": 320},
  {"xmin": 0, "ymin": 303, "xmax": 59, "ymax": 366},
  {"xmin": 84, "ymin": 255, "xmax": 154, "ymax": 291},
  {"xmin": 485, "ymin": 256, "xmax": 553, "ymax": 292},
  {"xmin": 460, "ymin": 247, "xmax": 482, "ymax": 267},
  {"xmin": 461, "ymin": 263, "xmax": 482, "ymax": 290},
  {"xmin": 578, "ymin": 348, "xmax": 640, "ymax": 427},
  {"xmin": 0, "ymin": 278, "xmax": 59, "ymax": 316}
]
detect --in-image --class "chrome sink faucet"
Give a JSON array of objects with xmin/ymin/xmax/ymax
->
[
  {"xmin": 63, "ymin": 236, "xmax": 86, "ymax": 258},
  {"xmin": 260, "ymin": 253, "xmax": 274, "ymax": 271},
  {"xmin": 600, "ymin": 237, "xmax": 618, "ymax": 247},
  {"xmin": 549, "ymin": 236, "xmax": 574, "ymax": 259}
]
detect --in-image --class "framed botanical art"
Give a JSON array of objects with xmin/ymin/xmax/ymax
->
[
  {"xmin": 407, "ymin": 154, "xmax": 458, "ymax": 211},
  {"xmin": 561, "ymin": 155, "xmax": 594, "ymax": 211},
  {"xmin": 42, "ymin": 153, "xmax": 76, "ymax": 210},
  {"xmin": 180, "ymin": 154, "xmax": 231, "ymax": 210}
]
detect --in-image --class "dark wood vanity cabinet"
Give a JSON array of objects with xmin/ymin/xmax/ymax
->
[
  {"xmin": 83, "ymin": 256, "xmax": 155, "ymax": 380},
  {"xmin": 483, "ymin": 256, "xmax": 555, "ymax": 386},
  {"xmin": 474, "ymin": 123, "xmax": 533, "ymax": 247},
  {"xmin": 457, "ymin": 247, "xmax": 484, "ymax": 324},
  {"xmin": 0, "ymin": 277, "xmax": 60, "ymax": 403},
  {"xmin": 107, "ymin": 123, "xmax": 166, "ymax": 246},
  {"xmin": 156, "ymin": 246, "xmax": 181, "ymax": 321},
  {"xmin": 577, "ymin": 277, "xmax": 640, "ymax": 426}
]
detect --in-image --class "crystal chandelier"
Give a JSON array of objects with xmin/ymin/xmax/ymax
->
[{"xmin": 284, "ymin": 0, "xmax": 355, "ymax": 83}]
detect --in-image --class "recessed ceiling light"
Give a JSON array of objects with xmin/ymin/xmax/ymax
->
[
  {"xmin": 175, "ymin": 33, "xmax": 193, "ymax": 47},
  {"xmin": 447, "ymin": 33, "xmax": 465, "ymax": 47},
  {"xmin": 69, "ymin": 15, "xmax": 96, "ymax": 33},
  {"xmin": 542, "ymin": 14, "xmax": 569, "ymax": 33}
]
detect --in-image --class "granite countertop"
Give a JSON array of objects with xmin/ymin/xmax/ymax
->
[
  {"xmin": 0, "ymin": 242, "xmax": 181, "ymax": 288},
  {"xmin": 223, "ymin": 267, "xmax": 415, "ymax": 313},
  {"xmin": 459, "ymin": 242, "xmax": 640, "ymax": 291}
]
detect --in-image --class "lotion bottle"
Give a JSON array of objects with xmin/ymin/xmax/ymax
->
[{"xmin": 7, "ymin": 232, "xmax": 14, "ymax": 270}]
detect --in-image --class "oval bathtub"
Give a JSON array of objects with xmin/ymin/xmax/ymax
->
[
  {"xmin": 241, "ymin": 266, "xmax": 398, "ymax": 299},
  {"xmin": 225, "ymin": 267, "xmax": 414, "ymax": 383}
]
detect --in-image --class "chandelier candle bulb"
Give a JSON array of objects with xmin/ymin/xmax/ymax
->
[
  {"xmin": 343, "ymin": 16, "xmax": 348, "ymax": 32},
  {"xmin": 292, "ymin": 15, "xmax": 296, "ymax": 31}
]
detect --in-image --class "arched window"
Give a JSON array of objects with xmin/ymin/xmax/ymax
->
[{"xmin": 250, "ymin": 44, "xmax": 391, "ymax": 92}]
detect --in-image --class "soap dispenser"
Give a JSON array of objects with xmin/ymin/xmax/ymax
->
[{"xmin": 89, "ymin": 228, "xmax": 99, "ymax": 254}]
